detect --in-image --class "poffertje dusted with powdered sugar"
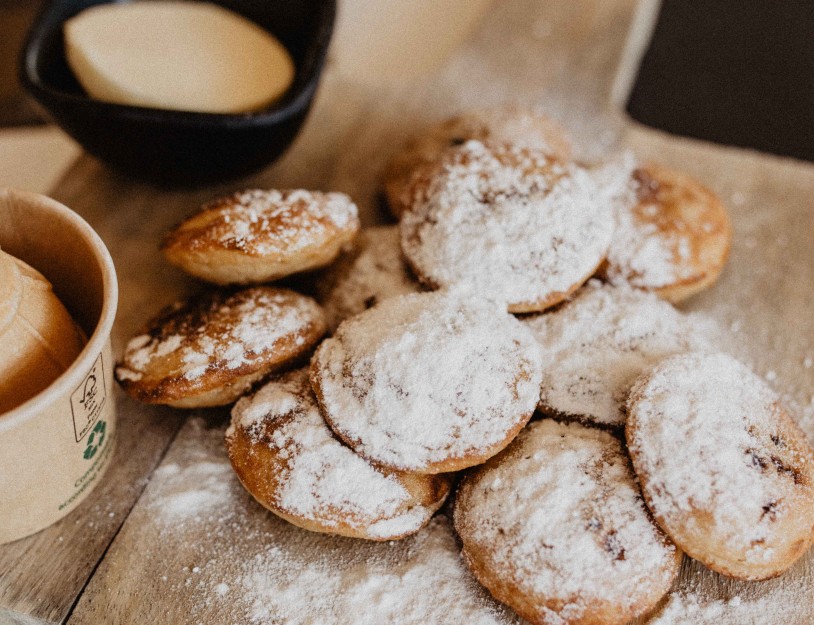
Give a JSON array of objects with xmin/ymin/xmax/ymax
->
[{"xmin": 311, "ymin": 291, "xmax": 543, "ymax": 474}]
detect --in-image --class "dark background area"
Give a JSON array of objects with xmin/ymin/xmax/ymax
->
[
  {"xmin": 0, "ymin": 0, "xmax": 44, "ymax": 125},
  {"xmin": 627, "ymin": 0, "xmax": 814, "ymax": 162}
]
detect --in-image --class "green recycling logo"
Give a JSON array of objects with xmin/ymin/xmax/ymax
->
[{"xmin": 83, "ymin": 420, "xmax": 107, "ymax": 460}]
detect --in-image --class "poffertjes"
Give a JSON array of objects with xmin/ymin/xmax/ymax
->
[
  {"xmin": 603, "ymin": 163, "xmax": 731, "ymax": 303},
  {"xmin": 315, "ymin": 225, "xmax": 421, "ymax": 332},
  {"xmin": 455, "ymin": 419, "xmax": 682, "ymax": 625},
  {"xmin": 226, "ymin": 368, "xmax": 452, "ymax": 540},
  {"xmin": 522, "ymin": 281, "xmax": 714, "ymax": 428},
  {"xmin": 384, "ymin": 105, "xmax": 572, "ymax": 218},
  {"xmin": 162, "ymin": 189, "xmax": 360, "ymax": 285},
  {"xmin": 626, "ymin": 352, "xmax": 814, "ymax": 580},
  {"xmin": 400, "ymin": 140, "xmax": 613, "ymax": 313},
  {"xmin": 310, "ymin": 291, "xmax": 542, "ymax": 474},
  {"xmin": 115, "ymin": 286, "xmax": 326, "ymax": 408}
]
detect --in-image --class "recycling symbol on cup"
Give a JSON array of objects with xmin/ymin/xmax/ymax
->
[{"xmin": 84, "ymin": 420, "xmax": 107, "ymax": 460}]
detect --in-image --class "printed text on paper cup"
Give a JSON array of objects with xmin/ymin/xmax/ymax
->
[{"xmin": 71, "ymin": 353, "xmax": 107, "ymax": 442}]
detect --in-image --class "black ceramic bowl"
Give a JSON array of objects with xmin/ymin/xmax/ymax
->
[{"xmin": 21, "ymin": 0, "xmax": 335, "ymax": 184}]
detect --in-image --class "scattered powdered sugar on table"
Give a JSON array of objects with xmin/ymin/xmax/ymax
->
[
  {"xmin": 312, "ymin": 290, "xmax": 543, "ymax": 471},
  {"xmin": 179, "ymin": 189, "xmax": 359, "ymax": 256},
  {"xmin": 130, "ymin": 420, "xmax": 519, "ymax": 625},
  {"xmin": 400, "ymin": 140, "xmax": 613, "ymax": 309},
  {"xmin": 523, "ymin": 281, "xmax": 717, "ymax": 427},
  {"xmin": 650, "ymin": 580, "xmax": 814, "ymax": 625},
  {"xmin": 627, "ymin": 353, "xmax": 814, "ymax": 558},
  {"xmin": 316, "ymin": 225, "xmax": 421, "ymax": 331},
  {"xmin": 228, "ymin": 369, "xmax": 442, "ymax": 539},
  {"xmin": 239, "ymin": 516, "xmax": 522, "ymax": 625},
  {"xmin": 455, "ymin": 419, "xmax": 679, "ymax": 623},
  {"xmin": 151, "ymin": 459, "xmax": 234, "ymax": 524},
  {"xmin": 116, "ymin": 287, "xmax": 324, "ymax": 384}
]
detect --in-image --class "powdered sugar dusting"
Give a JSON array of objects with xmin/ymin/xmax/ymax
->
[
  {"xmin": 240, "ymin": 516, "xmax": 520, "ymax": 625},
  {"xmin": 627, "ymin": 353, "xmax": 814, "ymax": 559},
  {"xmin": 229, "ymin": 369, "xmax": 445, "ymax": 539},
  {"xmin": 600, "ymin": 156, "xmax": 683, "ymax": 288},
  {"xmin": 152, "ymin": 460, "xmax": 233, "ymax": 524},
  {"xmin": 317, "ymin": 226, "xmax": 421, "ymax": 331},
  {"xmin": 385, "ymin": 105, "xmax": 573, "ymax": 215},
  {"xmin": 400, "ymin": 140, "xmax": 613, "ymax": 309},
  {"xmin": 609, "ymin": 203, "xmax": 686, "ymax": 288},
  {"xmin": 456, "ymin": 419, "xmax": 679, "ymax": 623},
  {"xmin": 650, "ymin": 582, "xmax": 814, "ymax": 625},
  {"xmin": 116, "ymin": 287, "xmax": 325, "ymax": 386},
  {"xmin": 173, "ymin": 189, "xmax": 359, "ymax": 257},
  {"xmin": 523, "ymin": 281, "xmax": 717, "ymax": 427},
  {"xmin": 603, "ymin": 161, "xmax": 730, "ymax": 290},
  {"xmin": 312, "ymin": 291, "xmax": 543, "ymax": 471},
  {"xmin": 131, "ymin": 420, "xmax": 518, "ymax": 625}
]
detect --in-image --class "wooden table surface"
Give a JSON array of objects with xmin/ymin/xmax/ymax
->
[{"xmin": 2, "ymin": 1, "xmax": 814, "ymax": 623}]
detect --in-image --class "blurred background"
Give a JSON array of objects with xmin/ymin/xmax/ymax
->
[
  {"xmin": 627, "ymin": 0, "xmax": 813, "ymax": 162},
  {"xmin": 0, "ymin": 0, "xmax": 44, "ymax": 125},
  {"xmin": 0, "ymin": 0, "xmax": 811, "ymax": 176}
]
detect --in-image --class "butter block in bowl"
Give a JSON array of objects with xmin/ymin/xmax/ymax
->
[{"xmin": 21, "ymin": 0, "xmax": 336, "ymax": 184}]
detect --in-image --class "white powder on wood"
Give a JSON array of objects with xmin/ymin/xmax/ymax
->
[
  {"xmin": 240, "ymin": 516, "xmax": 522, "ymax": 625},
  {"xmin": 650, "ymin": 581, "xmax": 813, "ymax": 625},
  {"xmin": 138, "ymin": 421, "xmax": 519, "ymax": 625},
  {"xmin": 150, "ymin": 454, "xmax": 233, "ymax": 525}
]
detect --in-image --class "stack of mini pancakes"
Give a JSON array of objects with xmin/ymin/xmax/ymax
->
[{"xmin": 116, "ymin": 106, "xmax": 814, "ymax": 625}]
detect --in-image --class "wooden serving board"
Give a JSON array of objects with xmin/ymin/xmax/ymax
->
[{"xmin": 2, "ymin": 0, "xmax": 814, "ymax": 623}]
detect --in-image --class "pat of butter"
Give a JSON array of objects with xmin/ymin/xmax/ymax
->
[{"xmin": 64, "ymin": 2, "xmax": 295, "ymax": 114}]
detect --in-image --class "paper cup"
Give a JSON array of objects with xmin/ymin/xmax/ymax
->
[{"xmin": 0, "ymin": 188, "xmax": 118, "ymax": 544}]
